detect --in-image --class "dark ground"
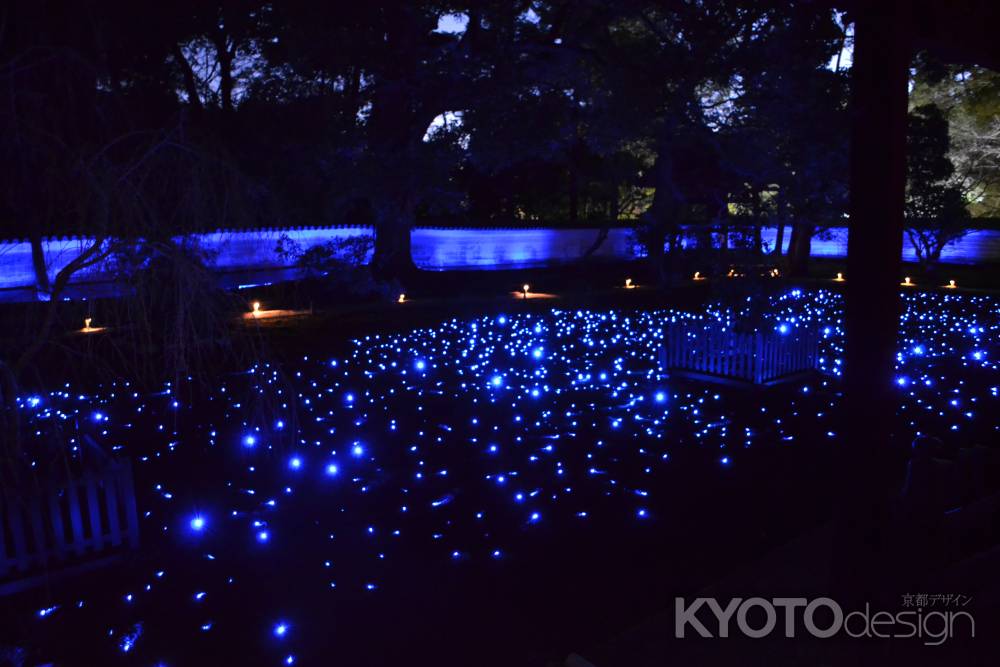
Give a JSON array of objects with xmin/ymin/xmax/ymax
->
[{"xmin": 1, "ymin": 258, "xmax": 999, "ymax": 666}]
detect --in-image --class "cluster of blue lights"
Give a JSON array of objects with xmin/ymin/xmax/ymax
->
[{"xmin": 13, "ymin": 289, "xmax": 999, "ymax": 663}]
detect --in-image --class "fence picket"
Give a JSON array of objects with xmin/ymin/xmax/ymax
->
[
  {"xmin": 67, "ymin": 481, "xmax": 86, "ymax": 557},
  {"xmin": 85, "ymin": 477, "xmax": 103, "ymax": 551},
  {"xmin": 28, "ymin": 501, "xmax": 47, "ymax": 568},
  {"xmin": 105, "ymin": 475, "xmax": 122, "ymax": 547},
  {"xmin": 0, "ymin": 500, "xmax": 9, "ymax": 577},
  {"xmin": 8, "ymin": 503, "xmax": 30, "ymax": 572},
  {"xmin": 121, "ymin": 463, "xmax": 140, "ymax": 549},
  {"xmin": 48, "ymin": 491, "xmax": 67, "ymax": 561}
]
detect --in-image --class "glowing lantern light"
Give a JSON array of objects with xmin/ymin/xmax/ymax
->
[
  {"xmin": 901, "ymin": 276, "xmax": 913, "ymax": 286},
  {"xmin": 252, "ymin": 301, "xmax": 261, "ymax": 316},
  {"xmin": 946, "ymin": 279, "xmax": 957, "ymax": 289},
  {"xmin": 522, "ymin": 284, "xmax": 530, "ymax": 299},
  {"xmin": 834, "ymin": 273, "xmax": 845, "ymax": 282},
  {"xmin": 693, "ymin": 272, "xmax": 704, "ymax": 281},
  {"xmin": 81, "ymin": 317, "xmax": 105, "ymax": 333},
  {"xmin": 397, "ymin": 293, "xmax": 406, "ymax": 303},
  {"xmin": 625, "ymin": 278, "xmax": 634, "ymax": 289}
]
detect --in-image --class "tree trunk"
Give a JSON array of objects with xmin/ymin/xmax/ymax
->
[
  {"xmin": 30, "ymin": 233, "xmax": 50, "ymax": 298},
  {"xmin": 568, "ymin": 164, "xmax": 579, "ymax": 226},
  {"xmin": 787, "ymin": 223, "xmax": 813, "ymax": 276},
  {"xmin": 172, "ymin": 44, "xmax": 203, "ymax": 111},
  {"xmin": 773, "ymin": 221, "xmax": 785, "ymax": 256},
  {"xmin": 213, "ymin": 29, "xmax": 234, "ymax": 113},
  {"xmin": 371, "ymin": 199, "xmax": 417, "ymax": 282},
  {"xmin": 344, "ymin": 66, "xmax": 362, "ymax": 125},
  {"xmin": 583, "ymin": 227, "xmax": 610, "ymax": 258},
  {"xmin": 835, "ymin": 0, "xmax": 911, "ymax": 598},
  {"xmin": 644, "ymin": 120, "xmax": 685, "ymax": 285}
]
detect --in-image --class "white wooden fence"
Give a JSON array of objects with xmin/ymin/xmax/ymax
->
[
  {"xmin": 0, "ymin": 460, "xmax": 139, "ymax": 592},
  {"xmin": 662, "ymin": 323, "xmax": 818, "ymax": 384}
]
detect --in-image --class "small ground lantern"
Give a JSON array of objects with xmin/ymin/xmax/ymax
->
[
  {"xmin": 834, "ymin": 272, "xmax": 845, "ymax": 282},
  {"xmin": 625, "ymin": 278, "xmax": 634, "ymax": 289},
  {"xmin": 81, "ymin": 317, "xmax": 105, "ymax": 333},
  {"xmin": 901, "ymin": 276, "xmax": 913, "ymax": 286},
  {"xmin": 522, "ymin": 284, "xmax": 530, "ymax": 299},
  {"xmin": 398, "ymin": 293, "xmax": 406, "ymax": 303}
]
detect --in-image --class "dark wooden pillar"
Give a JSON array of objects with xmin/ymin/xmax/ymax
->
[{"xmin": 835, "ymin": 0, "xmax": 911, "ymax": 594}]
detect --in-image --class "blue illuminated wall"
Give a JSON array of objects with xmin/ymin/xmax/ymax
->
[
  {"xmin": 410, "ymin": 227, "xmax": 641, "ymax": 270},
  {"xmin": 1, "ymin": 225, "xmax": 998, "ymax": 302}
]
